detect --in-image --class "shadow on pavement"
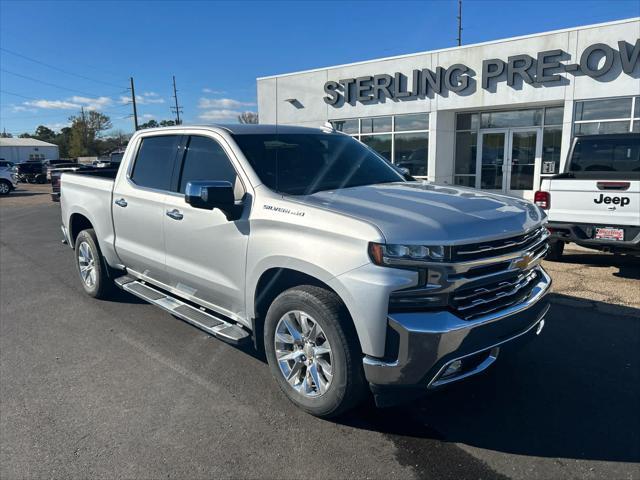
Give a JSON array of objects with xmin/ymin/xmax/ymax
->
[
  {"xmin": 547, "ymin": 250, "xmax": 640, "ymax": 280},
  {"xmin": 339, "ymin": 293, "xmax": 640, "ymax": 464},
  {"xmin": 3, "ymin": 189, "xmax": 49, "ymax": 198}
]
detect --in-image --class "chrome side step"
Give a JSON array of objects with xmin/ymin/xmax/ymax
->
[{"xmin": 115, "ymin": 275, "xmax": 250, "ymax": 345}]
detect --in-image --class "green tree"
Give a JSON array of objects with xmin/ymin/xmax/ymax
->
[
  {"xmin": 68, "ymin": 110, "xmax": 112, "ymax": 157},
  {"xmin": 238, "ymin": 112, "xmax": 258, "ymax": 124},
  {"xmin": 18, "ymin": 132, "xmax": 32, "ymax": 138},
  {"xmin": 34, "ymin": 125, "xmax": 56, "ymax": 142},
  {"xmin": 159, "ymin": 120, "xmax": 176, "ymax": 127},
  {"xmin": 55, "ymin": 127, "xmax": 72, "ymax": 158},
  {"xmin": 139, "ymin": 119, "xmax": 159, "ymax": 129}
]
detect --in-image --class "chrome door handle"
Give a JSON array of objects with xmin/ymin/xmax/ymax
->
[
  {"xmin": 115, "ymin": 198, "xmax": 127, "ymax": 207},
  {"xmin": 166, "ymin": 209, "xmax": 184, "ymax": 220}
]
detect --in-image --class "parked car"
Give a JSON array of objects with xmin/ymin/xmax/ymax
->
[
  {"xmin": 60, "ymin": 125, "xmax": 551, "ymax": 417},
  {"xmin": 0, "ymin": 164, "xmax": 18, "ymax": 195},
  {"xmin": 0, "ymin": 160, "xmax": 16, "ymax": 169},
  {"xmin": 50, "ymin": 164, "xmax": 88, "ymax": 201},
  {"xmin": 46, "ymin": 162, "xmax": 79, "ymax": 182},
  {"xmin": 536, "ymin": 133, "xmax": 640, "ymax": 259},
  {"xmin": 16, "ymin": 160, "xmax": 46, "ymax": 184},
  {"xmin": 93, "ymin": 150, "xmax": 125, "ymax": 169}
]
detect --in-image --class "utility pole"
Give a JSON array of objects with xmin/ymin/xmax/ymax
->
[
  {"xmin": 129, "ymin": 77, "xmax": 139, "ymax": 131},
  {"xmin": 171, "ymin": 75, "xmax": 183, "ymax": 125},
  {"xmin": 457, "ymin": 0, "xmax": 463, "ymax": 47}
]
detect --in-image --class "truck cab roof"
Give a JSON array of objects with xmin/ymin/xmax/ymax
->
[{"xmin": 135, "ymin": 124, "xmax": 336, "ymax": 136}]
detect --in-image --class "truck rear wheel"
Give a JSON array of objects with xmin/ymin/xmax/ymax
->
[
  {"xmin": 264, "ymin": 285, "xmax": 367, "ymax": 418},
  {"xmin": 546, "ymin": 240, "xmax": 564, "ymax": 261},
  {"xmin": 74, "ymin": 229, "xmax": 113, "ymax": 299}
]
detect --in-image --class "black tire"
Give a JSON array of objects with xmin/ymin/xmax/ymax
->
[
  {"xmin": 264, "ymin": 285, "xmax": 367, "ymax": 418},
  {"xmin": 546, "ymin": 240, "xmax": 565, "ymax": 261},
  {"xmin": 74, "ymin": 229, "xmax": 114, "ymax": 299},
  {"xmin": 0, "ymin": 180, "xmax": 11, "ymax": 196}
]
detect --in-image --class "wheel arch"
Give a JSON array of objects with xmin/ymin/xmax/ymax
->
[
  {"xmin": 251, "ymin": 267, "xmax": 362, "ymax": 355},
  {"xmin": 69, "ymin": 212, "xmax": 94, "ymax": 246}
]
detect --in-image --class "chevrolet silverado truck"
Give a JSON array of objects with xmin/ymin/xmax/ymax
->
[
  {"xmin": 60, "ymin": 124, "xmax": 551, "ymax": 417},
  {"xmin": 536, "ymin": 133, "xmax": 640, "ymax": 260}
]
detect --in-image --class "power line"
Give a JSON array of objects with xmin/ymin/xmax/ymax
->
[
  {"xmin": 1, "ymin": 68, "xmax": 121, "ymax": 98},
  {"xmin": 0, "ymin": 47, "xmax": 127, "ymax": 90},
  {"xmin": 0, "ymin": 89, "xmax": 39, "ymax": 101}
]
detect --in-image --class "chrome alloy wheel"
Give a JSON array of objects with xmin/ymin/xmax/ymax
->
[
  {"xmin": 274, "ymin": 310, "xmax": 333, "ymax": 397},
  {"xmin": 0, "ymin": 182, "xmax": 9, "ymax": 194},
  {"xmin": 77, "ymin": 241, "xmax": 97, "ymax": 288}
]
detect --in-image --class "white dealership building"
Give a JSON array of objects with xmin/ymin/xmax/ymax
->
[
  {"xmin": 0, "ymin": 138, "xmax": 59, "ymax": 163},
  {"xmin": 257, "ymin": 18, "xmax": 640, "ymax": 199}
]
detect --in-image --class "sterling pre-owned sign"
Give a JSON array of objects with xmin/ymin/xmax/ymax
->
[{"xmin": 323, "ymin": 40, "xmax": 640, "ymax": 106}]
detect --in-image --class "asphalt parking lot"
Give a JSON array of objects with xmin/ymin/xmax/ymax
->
[{"xmin": 1, "ymin": 184, "xmax": 639, "ymax": 480}]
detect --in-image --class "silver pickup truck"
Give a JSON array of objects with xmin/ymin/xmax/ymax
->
[{"xmin": 60, "ymin": 124, "xmax": 551, "ymax": 417}]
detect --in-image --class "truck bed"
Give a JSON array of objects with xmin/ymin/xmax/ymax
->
[{"xmin": 60, "ymin": 171, "xmax": 120, "ymax": 268}]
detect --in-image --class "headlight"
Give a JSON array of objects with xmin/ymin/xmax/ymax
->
[{"xmin": 369, "ymin": 242, "xmax": 447, "ymax": 267}]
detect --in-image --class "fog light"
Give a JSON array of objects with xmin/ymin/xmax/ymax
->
[{"xmin": 442, "ymin": 359, "xmax": 463, "ymax": 378}]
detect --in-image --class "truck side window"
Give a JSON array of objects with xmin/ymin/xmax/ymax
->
[
  {"xmin": 178, "ymin": 136, "xmax": 240, "ymax": 195},
  {"xmin": 131, "ymin": 135, "xmax": 181, "ymax": 191}
]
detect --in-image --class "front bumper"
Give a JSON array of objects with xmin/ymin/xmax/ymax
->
[
  {"xmin": 548, "ymin": 221, "xmax": 640, "ymax": 252},
  {"xmin": 363, "ymin": 267, "xmax": 551, "ymax": 389}
]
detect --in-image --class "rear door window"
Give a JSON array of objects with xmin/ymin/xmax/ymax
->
[
  {"xmin": 570, "ymin": 137, "xmax": 640, "ymax": 173},
  {"xmin": 177, "ymin": 136, "xmax": 240, "ymax": 194},
  {"xmin": 131, "ymin": 135, "xmax": 182, "ymax": 190}
]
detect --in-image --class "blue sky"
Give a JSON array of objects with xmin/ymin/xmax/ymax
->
[{"xmin": 1, "ymin": 0, "xmax": 639, "ymax": 135}]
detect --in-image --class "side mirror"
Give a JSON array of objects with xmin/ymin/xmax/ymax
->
[
  {"xmin": 185, "ymin": 180, "xmax": 241, "ymax": 220},
  {"xmin": 394, "ymin": 165, "xmax": 415, "ymax": 181}
]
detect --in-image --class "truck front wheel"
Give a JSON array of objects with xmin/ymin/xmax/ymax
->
[
  {"xmin": 264, "ymin": 285, "xmax": 367, "ymax": 418},
  {"xmin": 74, "ymin": 229, "xmax": 113, "ymax": 299}
]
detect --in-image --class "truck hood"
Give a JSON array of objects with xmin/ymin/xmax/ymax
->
[{"xmin": 296, "ymin": 182, "xmax": 544, "ymax": 244}]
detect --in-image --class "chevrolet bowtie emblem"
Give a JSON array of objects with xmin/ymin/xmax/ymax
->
[{"xmin": 514, "ymin": 252, "xmax": 534, "ymax": 270}]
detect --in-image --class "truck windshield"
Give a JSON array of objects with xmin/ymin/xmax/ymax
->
[
  {"xmin": 232, "ymin": 133, "xmax": 405, "ymax": 195},
  {"xmin": 570, "ymin": 136, "xmax": 640, "ymax": 173}
]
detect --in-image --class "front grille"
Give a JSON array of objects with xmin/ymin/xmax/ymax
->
[
  {"xmin": 452, "ymin": 226, "xmax": 547, "ymax": 261},
  {"xmin": 451, "ymin": 268, "xmax": 540, "ymax": 320}
]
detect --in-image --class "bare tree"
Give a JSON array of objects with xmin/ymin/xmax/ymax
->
[{"xmin": 238, "ymin": 112, "xmax": 259, "ymax": 124}]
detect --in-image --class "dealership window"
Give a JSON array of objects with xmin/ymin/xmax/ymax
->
[
  {"xmin": 540, "ymin": 107, "xmax": 564, "ymax": 176},
  {"xmin": 454, "ymin": 106, "xmax": 564, "ymax": 187},
  {"xmin": 573, "ymin": 97, "xmax": 639, "ymax": 136},
  {"xmin": 330, "ymin": 113, "xmax": 429, "ymax": 177}
]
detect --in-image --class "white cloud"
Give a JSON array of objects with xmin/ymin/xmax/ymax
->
[
  {"xmin": 140, "ymin": 113, "xmax": 155, "ymax": 119},
  {"xmin": 69, "ymin": 96, "xmax": 113, "ymax": 110},
  {"xmin": 22, "ymin": 95, "xmax": 113, "ymax": 111},
  {"xmin": 119, "ymin": 94, "xmax": 165, "ymax": 105},
  {"xmin": 25, "ymin": 99, "xmax": 81, "ymax": 110},
  {"xmin": 202, "ymin": 88, "xmax": 226, "ymax": 94},
  {"xmin": 198, "ymin": 109, "xmax": 246, "ymax": 122},
  {"xmin": 11, "ymin": 105, "xmax": 37, "ymax": 113},
  {"xmin": 44, "ymin": 122, "xmax": 71, "ymax": 130},
  {"xmin": 198, "ymin": 97, "xmax": 255, "ymax": 109}
]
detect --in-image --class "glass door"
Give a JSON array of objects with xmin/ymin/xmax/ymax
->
[
  {"xmin": 507, "ymin": 128, "xmax": 541, "ymax": 198},
  {"xmin": 477, "ymin": 130, "xmax": 508, "ymax": 192}
]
